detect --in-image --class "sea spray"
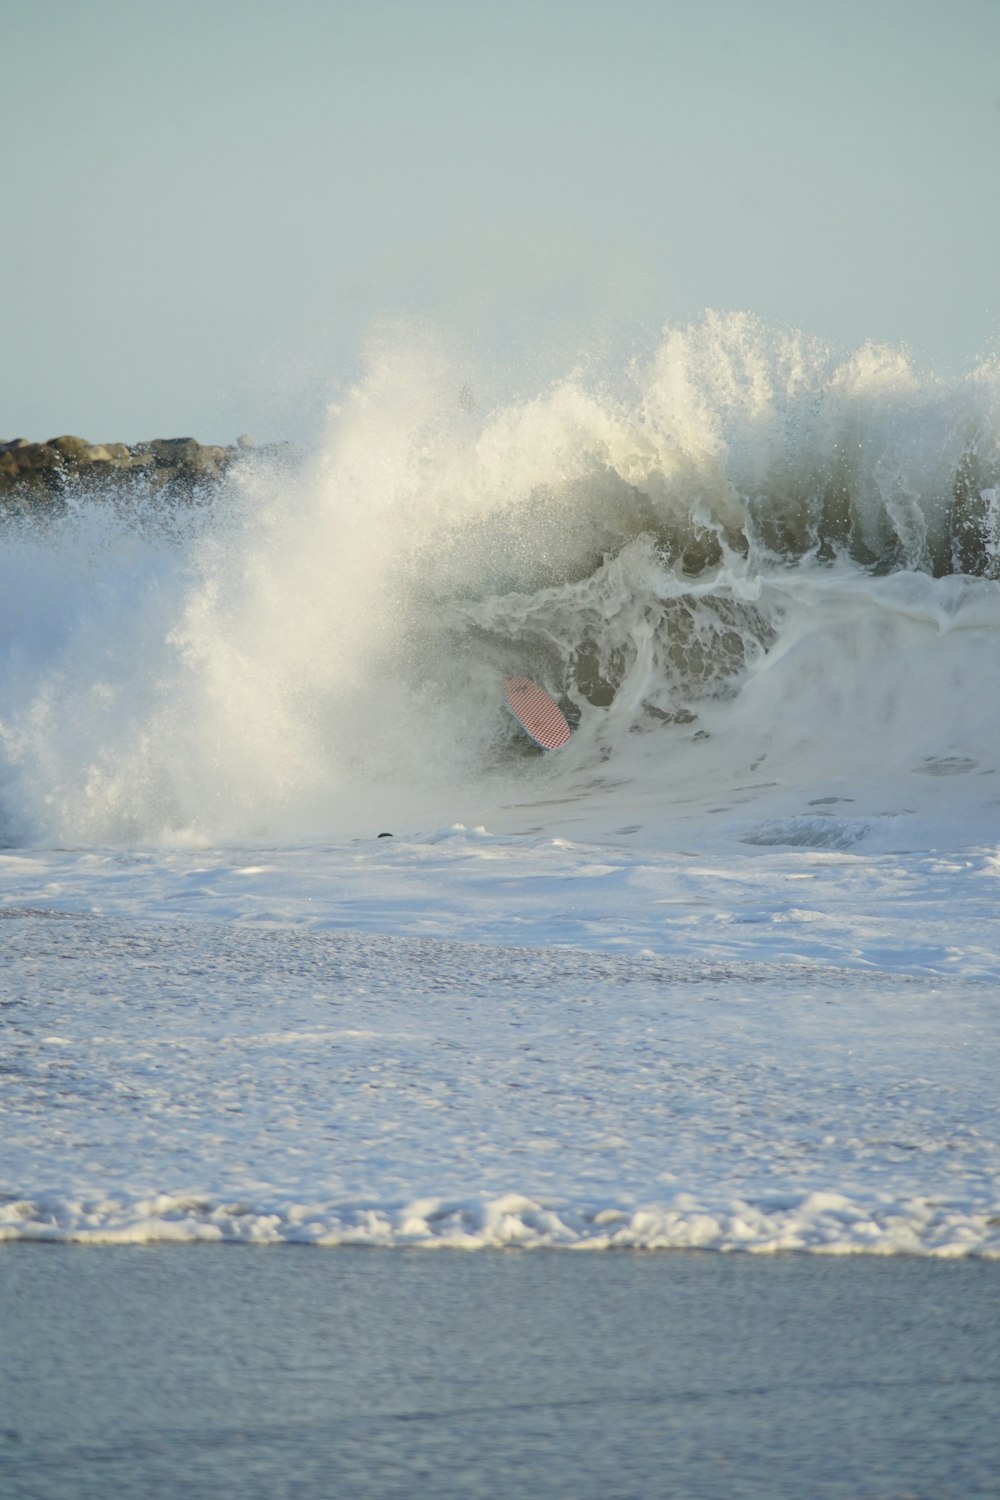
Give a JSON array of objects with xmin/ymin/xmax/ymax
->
[{"xmin": 1, "ymin": 311, "xmax": 999, "ymax": 846}]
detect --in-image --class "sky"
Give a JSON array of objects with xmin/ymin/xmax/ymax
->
[{"xmin": 2, "ymin": 0, "xmax": 999, "ymax": 445}]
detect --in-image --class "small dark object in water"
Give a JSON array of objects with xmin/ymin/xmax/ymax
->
[{"xmin": 377, "ymin": 832, "xmax": 393, "ymax": 838}]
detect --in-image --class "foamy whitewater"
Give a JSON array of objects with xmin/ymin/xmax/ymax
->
[{"xmin": 2, "ymin": 312, "xmax": 999, "ymax": 1252}]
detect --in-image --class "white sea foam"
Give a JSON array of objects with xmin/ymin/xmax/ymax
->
[
  {"xmin": 4, "ymin": 1189, "xmax": 997, "ymax": 1256},
  {"xmin": 1, "ymin": 315, "xmax": 998, "ymax": 1253},
  {"xmin": 0, "ymin": 885, "xmax": 997, "ymax": 1254}
]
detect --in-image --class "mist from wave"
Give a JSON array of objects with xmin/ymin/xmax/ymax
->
[{"xmin": 1, "ymin": 311, "xmax": 999, "ymax": 847}]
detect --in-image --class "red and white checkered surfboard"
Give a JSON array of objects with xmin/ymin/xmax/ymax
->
[{"xmin": 503, "ymin": 676, "xmax": 571, "ymax": 751}]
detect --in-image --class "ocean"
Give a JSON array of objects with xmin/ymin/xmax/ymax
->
[{"xmin": 1, "ymin": 312, "xmax": 998, "ymax": 1491}]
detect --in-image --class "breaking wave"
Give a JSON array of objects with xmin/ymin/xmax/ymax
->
[{"xmin": 2, "ymin": 311, "xmax": 1000, "ymax": 844}]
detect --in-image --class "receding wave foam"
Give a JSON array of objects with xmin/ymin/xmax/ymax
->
[
  {"xmin": 2, "ymin": 311, "xmax": 1000, "ymax": 845},
  {"xmin": 4, "ymin": 1188, "xmax": 998, "ymax": 1256}
]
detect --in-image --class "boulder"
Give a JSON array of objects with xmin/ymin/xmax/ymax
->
[
  {"xmin": 182, "ymin": 444, "xmax": 227, "ymax": 481},
  {"xmin": 0, "ymin": 432, "xmax": 250, "ymax": 513},
  {"xmin": 46, "ymin": 435, "xmax": 92, "ymax": 462},
  {"xmin": 149, "ymin": 438, "xmax": 201, "ymax": 467},
  {"xmin": 146, "ymin": 465, "xmax": 182, "ymax": 493}
]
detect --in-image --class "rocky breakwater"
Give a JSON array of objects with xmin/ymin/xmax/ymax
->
[{"xmin": 0, "ymin": 434, "xmax": 252, "ymax": 515}]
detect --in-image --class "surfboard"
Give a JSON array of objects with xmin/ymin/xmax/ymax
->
[{"xmin": 503, "ymin": 676, "xmax": 571, "ymax": 751}]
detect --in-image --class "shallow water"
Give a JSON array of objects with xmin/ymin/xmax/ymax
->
[
  {"xmin": 1, "ymin": 1245, "xmax": 997, "ymax": 1500},
  {"xmin": 2, "ymin": 899, "xmax": 997, "ymax": 1252},
  {"xmin": 2, "ymin": 317, "xmax": 1000, "ymax": 1493}
]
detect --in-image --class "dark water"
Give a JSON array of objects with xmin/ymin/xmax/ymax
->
[{"xmin": 1, "ymin": 1246, "xmax": 997, "ymax": 1499}]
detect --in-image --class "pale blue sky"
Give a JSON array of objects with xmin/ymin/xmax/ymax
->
[{"xmin": 3, "ymin": 0, "xmax": 999, "ymax": 443}]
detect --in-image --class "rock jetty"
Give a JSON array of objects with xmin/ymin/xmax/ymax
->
[{"xmin": 0, "ymin": 434, "xmax": 255, "ymax": 514}]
